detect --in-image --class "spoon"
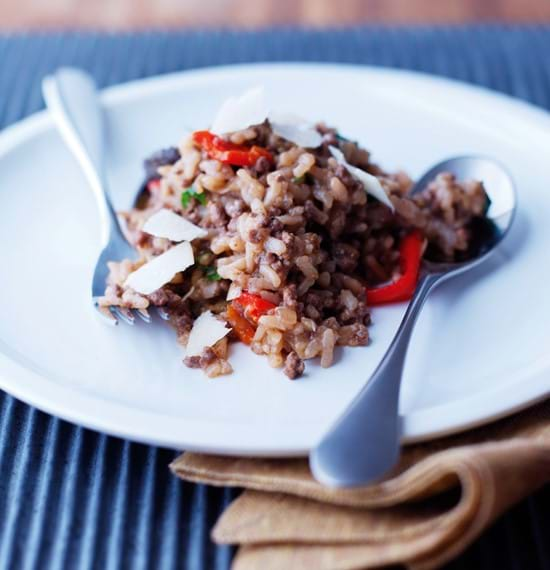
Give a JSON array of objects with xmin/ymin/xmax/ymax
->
[{"xmin": 309, "ymin": 156, "xmax": 517, "ymax": 488}]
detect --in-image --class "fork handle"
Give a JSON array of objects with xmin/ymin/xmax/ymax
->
[{"xmin": 42, "ymin": 68, "xmax": 119, "ymax": 246}]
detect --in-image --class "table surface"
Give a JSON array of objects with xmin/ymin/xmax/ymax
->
[
  {"xmin": 2, "ymin": 0, "xmax": 550, "ymax": 30},
  {"xmin": 1, "ymin": 26, "xmax": 549, "ymax": 570}
]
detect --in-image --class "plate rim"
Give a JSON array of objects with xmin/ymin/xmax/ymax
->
[{"xmin": 1, "ymin": 62, "xmax": 549, "ymax": 456}]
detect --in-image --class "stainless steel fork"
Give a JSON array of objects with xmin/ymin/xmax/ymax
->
[{"xmin": 42, "ymin": 67, "xmax": 154, "ymax": 326}]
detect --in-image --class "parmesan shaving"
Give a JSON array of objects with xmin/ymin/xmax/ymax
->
[
  {"xmin": 142, "ymin": 208, "xmax": 207, "ymax": 242},
  {"xmin": 226, "ymin": 283, "xmax": 242, "ymax": 301},
  {"xmin": 210, "ymin": 86, "xmax": 269, "ymax": 135},
  {"xmin": 186, "ymin": 311, "xmax": 231, "ymax": 357},
  {"xmin": 270, "ymin": 113, "xmax": 323, "ymax": 148},
  {"xmin": 124, "ymin": 242, "xmax": 194, "ymax": 295},
  {"xmin": 329, "ymin": 146, "xmax": 394, "ymax": 211}
]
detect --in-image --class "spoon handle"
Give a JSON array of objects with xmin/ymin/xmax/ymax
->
[
  {"xmin": 42, "ymin": 68, "xmax": 118, "ymax": 247},
  {"xmin": 310, "ymin": 272, "xmax": 441, "ymax": 488}
]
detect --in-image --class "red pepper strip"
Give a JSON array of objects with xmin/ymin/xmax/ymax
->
[
  {"xmin": 366, "ymin": 231, "xmax": 424, "ymax": 306},
  {"xmin": 147, "ymin": 179, "xmax": 161, "ymax": 192},
  {"xmin": 227, "ymin": 292, "xmax": 277, "ymax": 344},
  {"xmin": 226, "ymin": 305, "xmax": 256, "ymax": 345},
  {"xmin": 223, "ymin": 146, "xmax": 273, "ymax": 167},
  {"xmin": 192, "ymin": 130, "xmax": 273, "ymax": 167},
  {"xmin": 233, "ymin": 292, "xmax": 277, "ymax": 324}
]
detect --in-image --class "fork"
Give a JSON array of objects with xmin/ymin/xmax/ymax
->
[{"xmin": 42, "ymin": 67, "xmax": 161, "ymax": 326}]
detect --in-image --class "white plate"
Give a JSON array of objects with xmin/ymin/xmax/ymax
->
[{"xmin": 1, "ymin": 63, "xmax": 549, "ymax": 456}]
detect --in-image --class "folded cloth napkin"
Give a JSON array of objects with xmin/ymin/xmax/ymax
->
[{"xmin": 171, "ymin": 399, "xmax": 550, "ymax": 570}]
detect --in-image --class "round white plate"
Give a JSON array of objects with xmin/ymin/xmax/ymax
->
[{"xmin": 1, "ymin": 63, "xmax": 549, "ymax": 456}]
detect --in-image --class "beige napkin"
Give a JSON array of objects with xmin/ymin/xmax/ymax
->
[{"xmin": 171, "ymin": 399, "xmax": 550, "ymax": 570}]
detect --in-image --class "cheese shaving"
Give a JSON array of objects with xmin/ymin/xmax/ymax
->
[
  {"xmin": 142, "ymin": 208, "xmax": 207, "ymax": 242},
  {"xmin": 226, "ymin": 283, "xmax": 242, "ymax": 301},
  {"xmin": 270, "ymin": 113, "xmax": 323, "ymax": 148},
  {"xmin": 124, "ymin": 241, "xmax": 194, "ymax": 295},
  {"xmin": 329, "ymin": 146, "xmax": 394, "ymax": 211},
  {"xmin": 210, "ymin": 86, "xmax": 269, "ymax": 135},
  {"xmin": 186, "ymin": 311, "xmax": 231, "ymax": 357}
]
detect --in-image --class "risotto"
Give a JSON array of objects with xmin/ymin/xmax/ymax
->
[{"xmin": 99, "ymin": 89, "xmax": 489, "ymax": 379}]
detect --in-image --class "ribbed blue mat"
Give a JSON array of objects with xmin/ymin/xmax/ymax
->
[{"xmin": 1, "ymin": 27, "xmax": 550, "ymax": 570}]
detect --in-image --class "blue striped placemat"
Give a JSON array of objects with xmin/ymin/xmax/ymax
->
[{"xmin": 0, "ymin": 27, "xmax": 549, "ymax": 570}]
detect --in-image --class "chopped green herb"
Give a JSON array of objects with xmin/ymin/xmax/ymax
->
[
  {"xmin": 181, "ymin": 186, "xmax": 208, "ymax": 208},
  {"xmin": 293, "ymin": 175, "xmax": 305, "ymax": 184},
  {"xmin": 204, "ymin": 266, "xmax": 221, "ymax": 281},
  {"xmin": 181, "ymin": 191, "xmax": 191, "ymax": 208},
  {"xmin": 195, "ymin": 191, "xmax": 208, "ymax": 206}
]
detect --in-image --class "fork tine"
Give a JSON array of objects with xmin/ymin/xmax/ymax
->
[
  {"xmin": 156, "ymin": 307, "xmax": 170, "ymax": 321},
  {"xmin": 112, "ymin": 306, "xmax": 136, "ymax": 325},
  {"xmin": 134, "ymin": 308, "xmax": 152, "ymax": 323},
  {"xmin": 97, "ymin": 304, "xmax": 118, "ymax": 325}
]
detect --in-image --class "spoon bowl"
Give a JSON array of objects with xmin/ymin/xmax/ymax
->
[
  {"xmin": 310, "ymin": 155, "xmax": 517, "ymax": 488},
  {"xmin": 416, "ymin": 156, "xmax": 516, "ymax": 272}
]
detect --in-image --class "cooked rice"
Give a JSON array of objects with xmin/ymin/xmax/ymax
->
[{"xmin": 99, "ymin": 120, "xmax": 489, "ymax": 379}]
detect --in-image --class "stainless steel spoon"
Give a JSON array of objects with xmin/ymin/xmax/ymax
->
[{"xmin": 310, "ymin": 156, "xmax": 517, "ymax": 488}]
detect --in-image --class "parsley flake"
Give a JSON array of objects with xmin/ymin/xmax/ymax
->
[
  {"xmin": 181, "ymin": 187, "xmax": 208, "ymax": 208},
  {"xmin": 204, "ymin": 266, "xmax": 221, "ymax": 281}
]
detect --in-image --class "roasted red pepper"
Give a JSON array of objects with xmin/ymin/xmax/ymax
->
[
  {"xmin": 233, "ymin": 292, "xmax": 277, "ymax": 324},
  {"xmin": 227, "ymin": 292, "xmax": 277, "ymax": 344},
  {"xmin": 366, "ymin": 231, "xmax": 424, "ymax": 306},
  {"xmin": 226, "ymin": 304, "xmax": 256, "ymax": 345},
  {"xmin": 147, "ymin": 179, "xmax": 161, "ymax": 192},
  {"xmin": 192, "ymin": 130, "xmax": 273, "ymax": 167}
]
